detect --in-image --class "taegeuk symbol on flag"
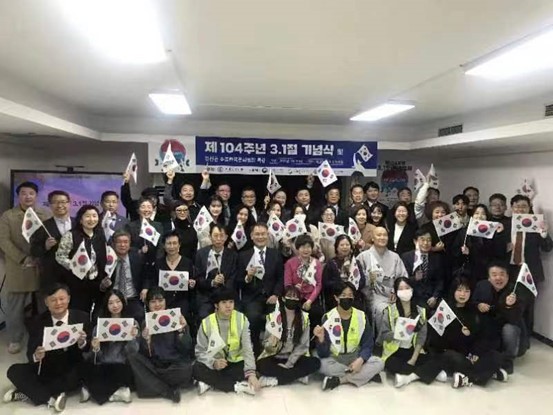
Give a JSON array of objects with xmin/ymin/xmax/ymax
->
[
  {"xmin": 267, "ymin": 213, "xmax": 285, "ymax": 242},
  {"xmin": 159, "ymin": 271, "xmax": 189, "ymax": 291},
  {"xmin": 70, "ymin": 240, "xmax": 93, "ymax": 280},
  {"xmin": 140, "ymin": 219, "xmax": 160, "ymax": 245},
  {"xmin": 21, "ymin": 207, "xmax": 44, "ymax": 243},
  {"xmin": 125, "ymin": 153, "xmax": 138, "ymax": 184},
  {"xmin": 512, "ymin": 214, "xmax": 544, "ymax": 234},
  {"xmin": 145, "ymin": 308, "xmax": 182, "ymax": 335},
  {"xmin": 393, "ymin": 314, "xmax": 420, "ymax": 342},
  {"xmin": 316, "ymin": 160, "xmax": 338, "ymax": 187},
  {"xmin": 43, "ymin": 323, "xmax": 83, "ymax": 351},
  {"xmin": 433, "ymin": 212, "xmax": 462, "ymax": 237},
  {"xmin": 265, "ymin": 304, "xmax": 283, "ymax": 338},
  {"xmin": 466, "ymin": 218, "xmax": 499, "ymax": 239},
  {"xmin": 231, "ymin": 221, "xmax": 248, "ymax": 250},
  {"xmin": 318, "ymin": 222, "xmax": 345, "ymax": 241},
  {"xmin": 97, "ymin": 318, "xmax": 135, "ymax": 342},
  {"xmin": 105, "ymin": 245, "xmax": 118, "ymax": 278},
  {"xmin": 515, "ymin": 263, "xmax": 538, "ymax": 297},
  {"xmin": 428, "ymin": 300, "xmax": 457, "ymax": 336},
  {"xmin": 193, "ymin": 206, "xmax": 214, "ymax": 234}
]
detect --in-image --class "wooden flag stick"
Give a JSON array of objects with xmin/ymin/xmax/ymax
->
[{"xmin": 41, "ymin": 224, "xmax": 53, "ymax": 239}]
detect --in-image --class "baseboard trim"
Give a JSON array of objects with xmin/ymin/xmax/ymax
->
[{"xmin": 533, "ymin": 332, "xmax": 553, "ymax": 347}]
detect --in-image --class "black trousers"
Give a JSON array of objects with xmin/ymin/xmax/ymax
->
[
  {"xmin": 240, "ymin": 297, "xmax": 271, "ymax": 356},
  {"xmin": 385, "ymin": 348, "xmax": 444, "ymax": 384},
  {"xmin": 65, "ymin": 276, "xmax": 101, "ymax": 314},
  {"xmin": 7, "ymin": 363, "xmax": 81, "ymax": 405},
  {"xmin": 193, "ymin": 361, "xmax": 245, "ymax": 392},
  {"xmin": 440, "ymin": 349, "xmax": 502, "ymax": 386},
  {"xmin": 257, "ymin": 356, "xmax": 321, "ymax": 385},
  {"xmin": 127, "ymin": 353, "xmax": 193, "ymax": 399},
  {"xmin": 80, "ymin": 362, "xmax": 134, "ymax": 404}
]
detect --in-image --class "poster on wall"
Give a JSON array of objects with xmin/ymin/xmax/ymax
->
[
  {"xmin": 148, "ymin": 136, "xmax": 378, "ymax": 176},
  {"xmin": 378, "ymin": 160, "xmax": 412, "ymax": 206},
  {"xmin": 148, "ymin": 137, "xmax": 196, "ymax": 174},
  {"xmin": 11, "ymin": 171, "xmax": 125, "ymax": 216}
]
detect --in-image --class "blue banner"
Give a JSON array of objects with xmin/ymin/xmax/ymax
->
[{"xmin": 196, "ymin": 136, "xmax": 377, "ymax": 176}]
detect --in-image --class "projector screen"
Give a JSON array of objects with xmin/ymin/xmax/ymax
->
[{"xmin": 11, "ymin": 170, "xmax": 125, "ymax": 216}]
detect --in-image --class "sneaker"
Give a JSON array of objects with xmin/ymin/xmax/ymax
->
[
  {"xmin": 109, "ymin": 387, "xmax": 132, "ymax": 403},
  {"xmin": 452, "ymin": 372, "xmax": 473, "ymax": 389},
  {"xmin": 169, "ymin": 388, "xmax": 181, "ymax": 403},
  {"xmin": 7, "ymin": 343, "xmax": 21, "ymax": 354},
  {"xmin": 197, "ymin": 381, "xmax": 212, "ymax": 396},
  {"xmin": 493, "ymin": 368, "xmax": 509, "ymax": 382},
  {"xmin": 259, "ymin": 376, "xmax": 278, "ymax": 388},
  {"xmin": 3, "ymin": 388, "xmax": 30, "ymax": 403},
  {"xmin": 79, "ymin": 386, "xmax": 90, "ymax": 403},
  {"xmin": 234, "ymin": 381, "xmax": 256, "ymax": 396},
  {"xmin": 436, "ymin": 370, "xmax": 448, "ymax": 382},
  {"xmin": 321, "ymin": 376, "xmax": 340, "ymax": 391},
  {"xmin": 371, "ymin": 373, "xmax": 382, "ymax": 383},
  {"xmin": 51, "ymin": 393, "xmax": 67, "ymax": 413},
  {"xmin": 297, "ymin": 376, "xmax": 309, "ymax": 385},
  {"xmin": 502, "ymin": 361, "xmax": 514, "ymax": 375}
]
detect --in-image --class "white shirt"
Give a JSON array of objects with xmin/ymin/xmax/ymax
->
[
  {"xmin": 394, "ymin": 223, "xmax": 405, "ymax": 249},
  {"xmin": 254, "ymin": 245, "xmax": 266, "ymax": 263},
  {"xmin": 54, "ymin": 216, "xmax": 72, "ymax": 236},
  {"xmin": 51, "ymin": 311, "xmax": 69, "ymax": 326}
]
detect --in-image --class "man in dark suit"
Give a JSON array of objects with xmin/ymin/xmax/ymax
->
[
  {"xmin": 4, "ymin": 283, "xmax": 90, "ymax": 412},
  {"xmin": 99, "ymin": 229, "xmax": 149, "ymax": 322},
  {"xmin": 30, "ymin": 190, "xmax": 76, "ymax": 290},
  {"xmin": 401, "ymin": 229, "xmax": 445, "ymax": 310},
  {"xmin": 237, "ymin": 223, "xmax": 284, "ymax": 355},
  {"xmin": 121, "ymin": 171, "xmax": 171, "ymax": 224},
  {"xmin": 195, "ymin": 223, "xmax": 238, "ymax": 320},
  {"xmin": 294, "ymin": 186, "xmax": 319, "ymax": 226},
  {"xmin": 99, "ymin": 190, "xmax": 129, "ymax": 241},
  {"xmin": 319, "ymin": 186, "xmax": 348, "ymax": 227},
  {"xmin": 363, "ymin": 181, "xmax": 389, "ymax": 217}
]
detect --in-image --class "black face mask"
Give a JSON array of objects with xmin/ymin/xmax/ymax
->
[
  {"xmin": 284, "ymin": 299, "xmax": 301, "ymax": 310},
  {"xmin": 339, "ymin": 298, "xmax": 354, "ymax": 311}
]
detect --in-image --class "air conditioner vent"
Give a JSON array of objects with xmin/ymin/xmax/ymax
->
[{"xmin": 438, "ymin": 124, "xmax": 463, "ymax": 137}]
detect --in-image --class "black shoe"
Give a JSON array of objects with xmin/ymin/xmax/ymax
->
[
  {"xmin": 169, "ymin": 388, "xmax": 181, "ymax": 403},
  {"xmin": 370, "ymin": 374, "xmax": 382, "ymax": 383},
  {"xmin": 502, "ymin": 360, "xmax": 514, "ymax": 375},
  {"xmin": 322, "ymin": 376, "xmax": 340, "ymax": 391}
]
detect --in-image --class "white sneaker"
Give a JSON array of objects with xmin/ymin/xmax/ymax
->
[
  {"xmin": 51, "ymin": 393, "xmax": 66, "ymax": 413},
  {"xmin": 109, "ymin": 387, "xmax": 132, "ymax": 403},
  {"xmin": 79, "ymin": 386, "xmax": 90, "ymax": 403},
  {"xmin": 394, "ymin": 373, "xmax": 418, "ymax": 388},
  {"xmin": 197, "ymin": 381, "xmax": 212, "ymax": 396},
  {"xmin": 493, "ymin": 368, "xmax": 508, "ymax": 382},
  {"xmin": 234, "ymin": 381, "xmax": 256, "ymax": 396},
  {"xmin": 297, "ymin": 376, "xmax": 309, "ymax": 385},
  {"xmin": 452, "ymin": 372, "xmax": 473, "ymax": 389},
  {"xmin": 7, "ymin": 343, "xmax": 21, "ymax": 354},
  {"xmin": 435, "ymin": 370, "xmax": 448, "ymax": 382},
  {"xmin": 259, "ymin": 376, "xmax": 278, "ymax": 388},
  {"xmin": 3, "ymin": 388, "xmax": 30, "ymax": 403}
]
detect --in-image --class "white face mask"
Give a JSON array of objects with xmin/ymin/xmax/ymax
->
[{"xmin": 397, "ymin": 288, "xmax": 413, "ymax": 302}]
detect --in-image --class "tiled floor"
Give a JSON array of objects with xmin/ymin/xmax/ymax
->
[{"xmin": 1, "ymin": 330, "xmax": 552, "ymax": 415}]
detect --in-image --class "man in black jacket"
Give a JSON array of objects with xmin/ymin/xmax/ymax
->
[
  {"xmin": 30, "ymin": 191, "xmax": 76, "ymax": 290},
  {"xmin": 472, "ymin": 262, "xmax": 528, "ymax": 374},
  {"xmin": 237, "ymin": 223, "xmax": 284, "ymax": 355},
  {"xmin": 4, "ymin": 283, "xmax": 90, "ymax": 412}
]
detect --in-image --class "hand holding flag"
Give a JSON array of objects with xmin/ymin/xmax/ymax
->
[
  {"xmin": 231, "ymin": 222, "xmax": 248, "ymax": 250},
  {"xmin": 266, "ymin": 169, "xmax": 281, "ymax": 194},
  {"xmin": 267, "ymin": 213, "xmax": 285, "ymax": 241},
  {"xmin": 21, "ymin": 207, "xmax": 49, "ymax": 242},
  {"xmin": 427, "ymin": 164, "xmax": 439, "ymax": 188},
  {"xmin": 433, "ymin": 212, "xmax": 462, "ymax": 237},
  {"xmin": 316, "ymin": 160, "xmax": 338, "ymax": 187},
  {"xmin": 428, "ymin": 300, "xmax": 458, "ymax": 336},
  {"xmin": 125, "ymin": 153, "xmax": 138, "ymax": 184}
]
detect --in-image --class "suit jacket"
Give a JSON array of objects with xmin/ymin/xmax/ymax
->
[
  {"xmin": 401, "ymin": 250, "xmax": 445, "ymax": 302},
  {"xmin": 0, "ymin": 206, "xmax": 51, "ymax": 292},
  {"xmin": 237, "ymin": 247, "xmax": 284, "ymax": 301},
  {"xmin": 387, "ymin": 222, "xmax": 417, "ymax": 256},
  {"xmin": 30, "ymin": 216, "xmax": 77, "ymax": 288},
  {"xmin": 109, "ymin": 249, "xmax": 150, "ymax": 295},
  {"xmin": 120, "ymin": 182, "xmax": 172, "ymax": 224},
  {"xmin": 125, "ymin": 219, "xmax": 164, "ymax": 265},
  {"xmin": 26, "ymin": 309, "xmax": 90, "ymax": 376},
  {"xmin": 99, "ymin": 211, "xmax": 128, "ymax": 238},
  {"xmin": 194, "ymin": 246, "xmax": 237, "ymax": 295}
]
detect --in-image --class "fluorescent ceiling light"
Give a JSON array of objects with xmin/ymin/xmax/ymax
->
[
  {"xmin": 465, "ymin": 29, "xmax": 553, "ymax": 80},
  {"xmin": 149, "ymin": 93, "xmax": 192, "ymax": 115},
  {"xmin": 350, "ymin": 103, "xmax": 415, "ymax": 122},
  {"xmin": 59, "ymin": 0, "xmax": 166, "ymax": 63}
]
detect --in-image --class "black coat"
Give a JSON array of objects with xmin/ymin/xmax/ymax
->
[
  {"xmin": 236, "ymin": 247, "xmax": 284, "ymax": 301},
  {"xmin": 194, "ymin": 246, "xmax": 237, "ymax": 295},
  {"xmin": 387, "ymin": 222, "xmax": 417, "ymax": 256},
  {"xmin": 401, "ymin": 250, "xmax": 445, "ymax": 303}
]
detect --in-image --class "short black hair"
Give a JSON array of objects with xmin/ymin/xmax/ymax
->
[
  {"xmin": 47, "ymin": 190, "xmax": 70, "ymax": 203},
  {"xmin": 112, "ymin": 229, "xmax": 131, "ymax": 242},
  {"xmin": 414, "ymin": 228, "xmax": 432, "ymax": 239},
  {"xmin": 162, "ymin": 230, "xmax": 181, "ymax": 244},
  {"xmin": 295, "ymin": 234, "xmax": 314, "ymax": 250},
  {"xmin": 16, "ymin": 181, "xmax": 38, "ymax": 194},
  {"xmin": 209, "ymin": 222, "xmax": 227, "ymax": 235},
  {"xmin": 324, "ymin": 186, "xmax": 341, "ymax": 196},
  {"xmin": 333, "ymin": 281, "xmax": 357, "ymax": 296},
  {"xmin": 428, "ymin": 187, "xmax": 440, "ymax": 196},
  {"xmin": 241, "ymin": 186, "xmax": 256, "ymax": 196},
  {"xmin": 137, "ymin": 197, "xmax": 155, "ymax": 211},
  {"xmin": 101, "ymin": 191, "xmax": 119, "ymax": 202},
  {"xmin": 211, "ymin": 287, "xmax": 236, "ymax": 304},
  {"xmin": 251, "ymin": 222, "xmax": 268, "ymax": 233},
  {"xmin": 463, "ymin": 186, "xmax": 479, "ymax": 195},
  {"xmin": 146, "ymin": 286, "xmax": 165, "ymax": 303},
  {"xmin": 141, "ymin": 187, "xmax": 158, "ymax": 199},
  {"xmin": 350, "ymin": 184, "xmax": 364, "ymax": 194},
  {"xmin": 363, "ymin": 181, "xmax": 380, "ymax": 192},
  {"xmin": 43, "ymin": 282, "xmax": 70, "ymax": 297},
  {"xmin": 510, "ymin": 194, "xmax": 531, "ymax": 206},
  {"xmin": 487, "ymin": 260, "xmax": 509, "ymax": 274},
  {"xmin": 398, "ymin": 187, "xmax": 412, "ymax": 196},
  {"xmin": 452, "ymin": 194, "xmax": 469, "ymax": 205},
  {"xmin": 489, "ymin": 193, "xmax": 507, "ymax": 204},
  {"xmin": 295, "ymin": 186, "xmax": 311, "ymax": 196}
]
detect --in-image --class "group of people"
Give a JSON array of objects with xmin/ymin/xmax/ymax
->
[{"xmin": 0, "ymin": 168, "xmax": 550, "ymax": 412}]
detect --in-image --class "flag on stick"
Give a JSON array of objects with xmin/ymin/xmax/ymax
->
[
  {"xmin": 266, "ymin": 169, "xmax": 281, "ymax": 194},
  {"xmin": 43, "ymin": 323, "xmax": 83, "ymax": 351},
  {"xmin": 514, "ymin": 263, "xmax": 538, "ymax": 297},
  {"xmin": 21, "ymin": 207, "xmax": 46, "ymax": 242},
  {"xmin": 428, "ymin": 300, "xmax": 457, "ymax": 336},
  {"xmin": 316, "ymin": 160, "xmax": 338, "ymax": 187},
  {"xmin": 97, "ymin": 318, "xmax": 135, "ymax": 342},
  {"xmin": 125, "ymin": 153, "xmax": 138, "ymax": 183}
]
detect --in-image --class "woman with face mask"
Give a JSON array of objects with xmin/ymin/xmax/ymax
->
[
  {"xmin": 452, "ymin": 204, "xmax": 507, "ymax": 286},
  {"xmin": 378, "ymin": 277, "xmax": 446, "ymax": 388},
  {"xmin": 428, "ymin": 278, "xmax": 508, "ymax": 388},
  {"xmin": 256, "ymin": 286, "xmax": 321, "ymax": 386},
  {"xmin": 315, "ymin": 282, "xmax": 384, "ymax": 391}
]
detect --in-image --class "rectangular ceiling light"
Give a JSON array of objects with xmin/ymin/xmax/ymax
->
[
  {"xmin": 59, "ymin": 0, "xmax": 166, "ymax": 63},
  {"xmin": 350, "ymin": 103, "xmax": 415, "ymax": 122},
  {"xmin": 149, "ymin": 93, "xmax": 192, "ymax": 115},
  {"xmin": 465, "ymin": 29, "xmax": 553, "ymax": 80}
]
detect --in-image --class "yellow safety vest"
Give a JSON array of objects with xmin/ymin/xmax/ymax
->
[
  {"xmin": 325, "ymin": 307, "xmax": 366, "ymax": 356},
  {"xmin": 202, "ymin": 310, "xmax": 246, "ymax": 363},
  {"xmin": 258, "ymin": 309, "xmax": 310, "ymax": 360},
  {"xmin": 381, "ymin": 304, "xmax": 426, "ymax": 362}
]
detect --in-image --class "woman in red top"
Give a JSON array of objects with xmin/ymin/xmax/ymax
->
[{"xmin": 284, "ymin": 234, "xmax": 324, "ymax": 335}]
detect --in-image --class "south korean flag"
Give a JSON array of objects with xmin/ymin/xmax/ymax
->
[
  {"xmin": 146, "ymin": 308, "xmax": 182, "ymax": 335},
  {"xmin": 246, "ymin": 253, "xmax": 265, "ymax": 280},
  {"xmin": 105, "ymin": 245, "xmax": 118, "ymax": 278},
  {"xmin": 97, "ymin": 318, "xmax": 135, "ymax": 342},
  {"xmin": 70, "ymin": 240, "xmax": 93, "ymax": 280},
  {"xmin": 159, "ymin": 271, "xmax": 189, "ymax": 291},
  {"xmin": 231, "ymin": 222, "xmax": 248, "ymax": 250},
  {"xmin": 316, "ymin": 160, "xmax": 338, "ymax": 187},
  {"xmin": 193, "ymin": 206, "xmax": 214, "ymax": 234},
  {"xmin": 267, "ymin": 213, "xmax": 285, "ymax": 242},
  {"xmin": 140, "ymin": 219, "xmax": 160, "ymax": 246},
  {"xmin": 356, "ymin": 144, "xmax": 373, "ymax": 163}
]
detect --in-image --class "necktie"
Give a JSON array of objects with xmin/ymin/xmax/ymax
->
[
  {"xmin": 513, "ymin": 231, "xmax": 523, "ymax": 264},
  {"xmin": 118, "ymin": 259, "xmax": 128, "ymax": 296},
  {"xmin": 259, "ymin": 249, "xmax": 265, "ymax": 266},
  {"xmin": 214, "ymin": 253, "xmax": 221, "ymax": 270},
  {"xmin": 421, "ymin": 254, "xmax": 429, "ymax": 279},
  {"xmin": 55, "ymin": 320, "xmax": 63, "ymax": 326},
  {"xmin": 251, "ymin": 208, "xmax": 257, "ymax": 221},
  {"xmin": 224, "ymin": 205, "xmax": 231, "ymax": 225}
]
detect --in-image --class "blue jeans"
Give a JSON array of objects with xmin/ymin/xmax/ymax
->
[{"xmin": 502, "ymin": 323, "xmax": 528, "ymax": 359}]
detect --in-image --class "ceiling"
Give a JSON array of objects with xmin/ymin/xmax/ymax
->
[{"xmin": 1, "ymin": 0, "xmax": 553, "ymax": 143}]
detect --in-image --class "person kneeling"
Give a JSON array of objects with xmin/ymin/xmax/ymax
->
[
  {"xmin": 127, "ymin": 287, "xmax": 194, "ymax": 403},
  {"xmin": 378, "ymin": 277, "xmax": 446, "ymax": 388},
  {"xmin": 256, "ymin": 286, "xmax": 321, "ymax": 386},
  {"xmin": 315, "ymin": 282, "xmax": 384, "ymax": 391},
  {"xmin": 193, "ymin": 288, "xmax": 260, "ymax": 395},
  {"xmin": 4, "ymin": 283, "xmax": 89, "ymax": 413}
]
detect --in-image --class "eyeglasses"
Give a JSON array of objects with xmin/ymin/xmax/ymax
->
[
  {"xmin": 175, "ymin": 208, "xmax": 188, "ymax": 213},
  {"xmin": 51, "ymin": 201, "xmax": 69, "ymax": 205}
]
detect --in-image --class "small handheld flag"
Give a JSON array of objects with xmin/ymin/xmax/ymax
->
[
  {"xmin": 97, "ymin": 318, "xmax": 135, "ymax": 342},
  {"xmin": 266, "ymin": 169, "xmax": 281, "ymax": 194},
  {"xmin": 466, "ymin": 217, "xmax": 499, "ymax": 239},
  {"xmin": 512, "ymin": 214, "xmax": 544, "ymax": 234},
  {"xmin": 145, "ymin": 308, "xmax": 182, "ymax": 335},
  {"xmin": 427, "ymin": 164, "xmax": 439, "ymax": 188},
  {"xmin": 428, "ymin": 300, "xmax": 458, "ymax": 336},
  {"xmin": 140, "ymin": 219, "xmax": 160, "ymax": 245},
  {"xmin": 105, "ymin": 245, "xmax": 117, "ymax": 278},
  {"xmin": 514, "ymin": 263, "xmax": 538, "ymax": 297},
  {"xmin": 284, "ymin": 216, "xmax": 306, "ymax": 240},
  {"xmin": 161, "ymin": 143, "xmax": 180, "ymax": 173},
  {"xmin": 21, "ymin": 207, "xmax": 47, "ymax": 243},
  {"xmin": 231, "ymin": 222, "xmax": 248, "ymax": 250},
  {"xmin": 318, "ymin": 222, "xmax": 345, "ymax": 241},
  {"xmin": 70, "ymin": 240, "xmax": 93, "ymax": 280},
  {"xmin": 267, "ymin": 213, "xmax": 285, "ymax": 242},
  {"xmin": 159, "ymin": 270, "xmax": 189, "ymax": 291},
  {"xmin": 125, "ymin": 153, "xmax": 138, "ymax": 183},
  {"xmin": 433, "ymin": 212, "xmax": 462, "ymax": 237},
  {"xmin": 316, "ymin": 160, "xmax": 338, "ymax": 187},
  {"xmin": 413, "ymin": 169, "xmax": 426, "ymax": 192},
  {"xmin": 393, "ymin": 314, "xmax": 420, "ymax": 342},
  {"xmin": 43, "ymin": 323, "xmax": 83, "ymax": 351},
  {"xmin": 193, "ymin": 206, "xmax": 214, "ymax": 234},
  {"xmin": 323, "ymin": 308, "xmax": 342, "ymax": 351},
  {"xmin": 347, "ymin": 218, "xmax": 361, "ymax": 243},
  {"xmin": 265, "ymin": 304, "xmax": 283, "ymax": 338}
]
